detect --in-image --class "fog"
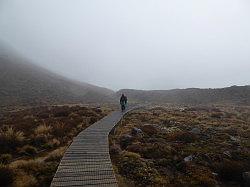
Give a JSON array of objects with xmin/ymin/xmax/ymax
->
[{"xmin": 0, "ymin": 0, "xmax": 249, "ymax": 90}]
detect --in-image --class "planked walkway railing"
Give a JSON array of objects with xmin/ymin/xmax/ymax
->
[{"xmin": 51, "ymin": 107, "xmax": 134, "ymax": 187}]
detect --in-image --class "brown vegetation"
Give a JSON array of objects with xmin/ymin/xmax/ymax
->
[
  {"xmin": 109, "ymin": 106, "xmax": 250, "ymax": 187},
  {"xmin": 0, "ymin": 105, "xmax": 111, "ymax": 186}
]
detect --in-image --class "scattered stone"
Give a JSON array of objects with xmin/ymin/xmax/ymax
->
[
  {"xmin": 229, "ymin": 136, "xmax": 238, "ymax": 142},
  {"xmin": 223, "ymin": 151, "xmax": 231, "ymax": 158},
  {"xmin": 184, "ymin": 155, "xmax": 194, "ymax": 162},
  {"xmin": 179, "ymin": 108, "xmax": 186, "ymax": 112},
  {"xmin": 190, "ymin": 127, "xmax": 201, "ymax": 135},
  {"xmin": 131, "ymin": 127, "xmax": 143, "ymax": 136},
  {"xmin": 95, "ymin": 107, "xmax": 102, "ymax": 113},
  {"xmin": 165, "ymin": 127, "xmax": 181, "ymax": 133}
]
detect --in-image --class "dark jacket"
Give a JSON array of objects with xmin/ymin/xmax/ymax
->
[{"xmin": 120, "ymin": 95, "xmax": 127, "ymax": 105}]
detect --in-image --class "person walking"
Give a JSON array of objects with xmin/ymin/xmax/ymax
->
[{"xmin": 120, "ymin": 94, "xmax": 127, "ymax": 112}]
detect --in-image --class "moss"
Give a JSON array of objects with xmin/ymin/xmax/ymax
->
[{"xmin": 118, "ymin": 151, "xmax": 169, "ymax": 186}]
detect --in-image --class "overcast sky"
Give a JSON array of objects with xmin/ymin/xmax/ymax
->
[{"xmin": 0, "ymin": 0, "xmax": 249, "ymax": 90}]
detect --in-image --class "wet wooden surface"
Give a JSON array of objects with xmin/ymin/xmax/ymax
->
[{"xmin": 51, "ymin": 107, "xmax": 134, "ymax": 187}]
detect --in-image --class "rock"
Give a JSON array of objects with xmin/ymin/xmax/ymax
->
[
  {"xmin": 184, "ymin": 155, "xmax": 194, "ymax": 162},
  {"xmin": 95, "ymin": 107, "xmax": 102, "ymax": 113},
  {"xmin": 242, "ymin": 172, "xmax": 250, "ymax": 186},
  {"xmin": 190, "ymin": 127, "xmax": 201, "ymax": 135},
  {"xmin": 223, "ymin": 151, "xmax": 231, "ymax": 158},
  {"xmin": 140, "ymin": 124, "xmax": 158, "ymax": 135},
  {"xmin": 229, "ymin": 136, "xmax": 239, "ymax": 142},
  {"xmin": 119, "ymin": 134, "xmax": 133, "ymax": 149},
  {"xmin": 131, "ymin": 127, "xmax": 143, "ymax": 136},
  {"xmin": 179, "ymin": 108, "xmax": 186, "ymax": 112},
  {"xmin": 165, "ymin": 127, "xmax": 181, "ymax": 133}
]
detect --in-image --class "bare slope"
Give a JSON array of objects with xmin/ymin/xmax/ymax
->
[
  {"xmin": 0, "ymin": 46, "xmax": 114, "ymax": 108},
  {"xmin": 118, "ymin": 86, "xmax": 250, "ymax": 105}
]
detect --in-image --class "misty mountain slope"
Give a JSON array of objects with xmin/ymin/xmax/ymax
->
[
  {"xmin": 0, "ymin": 49, "xmax": 115, "ymax": 108},
  {"xmin": 118, "ymin": 86, "xmax": 250, "ymax": 105}
]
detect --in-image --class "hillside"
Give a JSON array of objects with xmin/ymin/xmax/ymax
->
[
  {"xmin": 118, "ymin": 86, "xmax": 250, "ymax": 105},
  {"xmin": 0, "ymin": 46, "xmax": 115, "ymax": 109}
]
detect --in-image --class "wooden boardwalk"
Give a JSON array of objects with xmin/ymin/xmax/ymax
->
[{"xmin": 51, "ymin": 108, "xmax": 133, "ymax": 187}]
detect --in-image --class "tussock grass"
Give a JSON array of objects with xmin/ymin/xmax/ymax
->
[
  {"xmin": 0, "ymin": 105, "xmax": 112, "ymax": 186},
  {"xmin": 0, "ymin": 126, "xmax": 25, "ymax": 152},
  {"xmin": 34, "ymin": 124, "xmax": 52, "ymax": 135}
]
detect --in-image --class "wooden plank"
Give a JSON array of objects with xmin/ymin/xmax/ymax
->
[{"xmin": 51, "ymin": 107, "xmax": 138, "ymax": 187}]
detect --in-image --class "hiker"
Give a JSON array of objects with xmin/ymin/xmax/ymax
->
[{"xmin": 120, "ymin": 94, "xmax": 127, "ymax": 111}]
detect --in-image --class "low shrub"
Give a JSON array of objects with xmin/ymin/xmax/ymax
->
[
  {"xmin": 0, "ymin": 154, "xmax": 12, "ymax": 164},
  {"xmin": 19, "ymin": 145, "xmax": 38, "ymax": 156},
  {"xmin": 185, "ymin": 165, "xmax": 217, "ymax": 187},
  {"xmin": 45, "ymin": 147, "xmax": 66, "ymax": 162},
  {"xmin": 214, "ymin": 160, "xmax": 246, "ymax": 182},
  {"xmin": 11, "ymin": 159, "xmax": 58, "ymax": 185},
  {"xmin": 119, "ymin": 134, "xmax": 133, "ymax": 149},
  {"xmin": 166, "ymin": 131, "xmax": 197, "ymax": 143},
  {"xmin": 33, "ymin": 134, "xmax": 50, "ymax": 146},
  {"xmin": 0, "ymin": 164, "xmax": 15, "ymax": 186},
  {"xmin": 110, "ymin": 144, "xmax": 122, "ymax": 156},
  {"xmin": 52, "ymin": 122, "xmax": 66, "ymax": 137},
  {"xmin": 118, "ymin": 151, "xmax": 168, "ymax": 185},
  {"xmin": 126, "ymin": 143, "xmax": 143, "ymax": 154},
  {"xmin": 210, "ymin": 112, "xmax": 223, "ymax": 119},
  {"xmin": 140, "ymin": 124, "xmax": 158, "ymax": 136},
  {"xmin": 0, "ymin": 127, "xmax": 25, "ymax": 152},
  {"xmin": 13, "ymin": 172, "xmax": 38, "ymax": 187},
  {"xmin": 53, "ymin": 108, "xmax": 70, "ymax": 117},
  {"xmin": 34, "ymin": 124, "xmax": 52, "ymax": 135},
  {"xmin": 12, "ymin": 160, "xmax": 42, "ymax": 175},
  {"xmin": 141, "ymin": 143, "xmax": 172, "ymax": 159},
  {"xmin": 45, "ymin": 138, "xmax": 61, "ymax": 149}
]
